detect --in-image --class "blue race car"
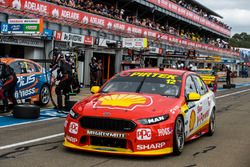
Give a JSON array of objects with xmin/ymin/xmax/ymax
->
[{"xmin": 0, "ymin": 58, "xmax": 52, "ymax": 106}]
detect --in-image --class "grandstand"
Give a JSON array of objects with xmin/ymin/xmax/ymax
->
[{"xmin": 0, "ymin": 0, "xmax": 240, "ymax": 85}]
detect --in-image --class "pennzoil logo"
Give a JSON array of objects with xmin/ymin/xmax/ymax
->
[
  {"xmin": 189, "ymin": 110, "xmax": 196, "ymax": 132},
  {"xmin": 94, "ymin": 94, "xmax": 153, "ymax": 111}
]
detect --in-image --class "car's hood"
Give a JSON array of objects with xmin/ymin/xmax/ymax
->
[{"xmin": 75, "ymin": 92, "xmax": 180, "ymax": 120}]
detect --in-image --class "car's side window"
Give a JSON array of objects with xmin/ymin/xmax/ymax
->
[
  {"xmin": 185, "ymin": 76, "xmax": 197, "ymax": 96},
  {"xmin": 192, "ymin": 75, "xmax": 208, "ymax": 96},
  {"xmin": 19, "ymin": 61, "xmax": 28, "ymax": 74},
  {"xmin": 34, "ymin": 63, "xmax": 41, "ymax": 72},
  {"xmin": 9, "ymin": 61, "xmax": 21, "ymax": 74},
  {"xmin": 26, "ymin": 62, "xmax": 38, "ymax": 73}
]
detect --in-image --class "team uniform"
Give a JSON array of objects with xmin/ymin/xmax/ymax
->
[
  {"xmin": 0, "ymin": 62, "xmax": 17, "ymax": 112},
  {"xmin": 55, "ymin": 59, "xmax": 73, "ymax": 111}
]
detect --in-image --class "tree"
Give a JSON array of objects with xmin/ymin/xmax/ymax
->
[{"xmin": 229, "ymin": 32, "xmax": 250, "ymax": 48}]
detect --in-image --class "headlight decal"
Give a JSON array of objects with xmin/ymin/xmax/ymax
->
[
  {"xmin": 138, "ymin": 114, "xmax": 169, "ymax": 125},
  {"xmin": 69, "ymin": 109, "xmax": 80, "ymax": 119}
]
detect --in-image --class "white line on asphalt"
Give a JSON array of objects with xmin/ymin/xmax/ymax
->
[
  {"xmin": 216, "ymin": 88, "xmax": 250, "ymax": 99},
  {"xmin": 1, "ymin": 88, "xmax": 250, "ymax": 151},
  {"xmin": 0, "ymin": 133, "xmax": 64, "ymax": 150},
  {"xmin": 0, "ymin": 118, "xmax": 58, "ymax": 129}
]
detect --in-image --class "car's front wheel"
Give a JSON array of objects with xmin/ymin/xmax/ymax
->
[
  {"xmin": 207, "ymin": 108, "xmax": 216, "ymax": 136},
  {"xmin": 173, "ymin": 116, "xmax": 185, "ymax": 155}
]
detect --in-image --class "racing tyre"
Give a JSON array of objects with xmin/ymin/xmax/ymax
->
[
  {"xmin": 207, "ymin": 109, "xmax": 216, "ymax": 136},
  {"xmin": 173, "ymin": 116, "xmax": 185, "ymax": 155},
  {"xmin": 230, "ymin": 84, "xmax": 236, "ymax": 88},
  {"xmin": 12, "ymin": 104, "xmax": 40, "ymax": 119},
  {"xmin": 37, "ymin": 85, "xmax": 51, "ymax": 106}
]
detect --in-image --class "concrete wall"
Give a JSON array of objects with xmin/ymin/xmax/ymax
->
[{"xmin": 24, "ymin": 47, "xmax": 43, "ymax": 59}]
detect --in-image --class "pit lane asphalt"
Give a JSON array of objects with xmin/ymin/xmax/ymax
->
[{"xmin": 0, "ymin": 87, "xmax": 250, "ymax": 167}]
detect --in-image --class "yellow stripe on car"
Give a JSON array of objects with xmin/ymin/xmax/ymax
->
[{"xmin": 64, "ymin": 140, "xmax": 173, "ymax": 156}]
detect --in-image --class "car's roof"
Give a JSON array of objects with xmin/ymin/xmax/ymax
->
[
  {"xmin": 123, "ymin": 68, "xmax": 190, "ymax": 76},
  {"xmin": 0, "ymin": 58, "xmax": 34, "ymax": 64},
  {"xmin": 197, "ymin": 68, "xmax": 212, "ymax": 71}
]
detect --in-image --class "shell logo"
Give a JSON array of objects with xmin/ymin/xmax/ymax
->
[
  {"xmin": 94, "ymin": 94, "xmax": 153, "ymax": 110},
  {"xmin": 189, "ymin": 110, "xmax": 196, "ymax": 132}
]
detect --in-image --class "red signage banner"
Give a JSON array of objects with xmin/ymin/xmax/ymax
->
[
  {"xmin": 0, "ymin": 0, "xmax": 8, "ymax": 7},
  {"xmin": 2, "ymin": 0, "xmax": 239, "ymax": 57},
  {"xmin": 147, "ymin": 0, "xmax": 231, "ymax": 36}
]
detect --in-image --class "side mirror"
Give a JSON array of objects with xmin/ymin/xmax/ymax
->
[
  {"xmin": 186, "ymin": 92, "xmax": 201, "ymax": 102},
  {"xmin": 91, "ymin": 86, "xmax": 100, "ymax": 94}
]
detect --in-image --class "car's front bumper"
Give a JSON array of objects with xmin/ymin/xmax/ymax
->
[{"xmin": 64, "ymin": 139, "xmax": 173, "ymax": 156}]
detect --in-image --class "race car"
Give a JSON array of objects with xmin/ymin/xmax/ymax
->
[
  {"xmin": 64, "ymin": 68, "xmax": 216, "ymax": 156},
  {"xmin": 0, "ymin": 58, "xmax": 51, "ymax": 106},
  {"xmin": 196, "ymin": 69, "xmax": 218, "ymax": 92}
]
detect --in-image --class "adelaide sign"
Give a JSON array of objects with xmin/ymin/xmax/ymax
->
[{"xmin": 0, "ymin": 0, "xmax": 239, "ymax": 57}]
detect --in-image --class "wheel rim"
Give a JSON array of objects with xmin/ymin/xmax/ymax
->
[
  {"xmin": 210, "ymin": 111, "xmax": 215, "ymax": 132},
  {"xmin": 41, "ymin": 86, "xmax": 50, "ymax": 104},
  {"xmin": 176, "ymin": 118, "xmax": 184, "ymax": 150}
]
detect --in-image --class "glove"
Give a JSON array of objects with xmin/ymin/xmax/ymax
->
[
  {"xmin": 0, "ymin": 88, "xmax": 4, "ymax": 99},
  {"xmin": 55, "ymin": 80, "xmax": 60, "ymax": 86}
]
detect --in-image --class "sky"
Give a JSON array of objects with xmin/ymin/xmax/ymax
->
[{"xmin": 197, "ymin": 0, "xmax": 250, "ymax": 35}]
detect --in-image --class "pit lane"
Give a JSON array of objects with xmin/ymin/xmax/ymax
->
[{"xmin": 0, "ymin": 87, "xmax": 250, "ymax": 167}]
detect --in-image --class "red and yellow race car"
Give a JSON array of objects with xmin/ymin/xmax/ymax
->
[
  {"xmin": 195, "ymin": 69, "xmax": 218, "ymax": 92},
  {"xmin": 64, "ymin": 68, "xmax": 216, "ymax": 156}
]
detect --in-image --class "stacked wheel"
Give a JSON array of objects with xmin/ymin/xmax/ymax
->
[{"xmin": 13, "ymin": 105, "xmax": 40, "ymax": 119}]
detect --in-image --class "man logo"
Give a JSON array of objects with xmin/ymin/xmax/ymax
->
[{"xmin": 103, "ymin": 112, "xmax": 111, "ymax": 117}]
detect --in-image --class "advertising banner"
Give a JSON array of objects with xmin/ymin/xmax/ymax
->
[
  {"xmin": 60, "ymin": 32, "xmax": 84, "ymax": 44},
  {"xmin": 122, "ymin": 38, "xmax": 148, "ymax": 49},
  {"xmin": 96, "ymin": 38, "xmax": 117, "ymax": 47},
  {"xmin": 83, "ymin": 36, "xmax": 94, "ymax": 45},
  {"xmin": 147, "ymin": 0, "xmax": 231, "ymax": 36},
  {"xmin": 43, "ymin": 28, "xmax": 53, "ymax": 40},
  {"xmin": 148, "ymin": 47, "xmax": 163, "ymax": 55},
  {"xmin": 0, "ymin": 22, "xmax": 8, "ymax": 33},
  {"xmin": 1, "ymin": 0, "xmax": 239, "ymax": 56},
  {"xmin": 7, "ymin": 18, "xmax": 43, "ymax": 34},
  {"xmin": 0, "ymin": 0, "xmax": 7, "ymax": 7},
  {"xmin": 240, "ymin": 48, "xmax": 250, "ymax": 63},
  {"xmin": 54, "ymin": 31, "xmax": 93, "ymax": 45}
]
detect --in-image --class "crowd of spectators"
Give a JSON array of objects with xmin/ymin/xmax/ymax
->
[
  {"xmin": 44, "ymin": 0, "xmax": 236, "ymax": 51},
  {"xmin": 171, "ymin": 0, "xmax": 231, "ymax": 31}
]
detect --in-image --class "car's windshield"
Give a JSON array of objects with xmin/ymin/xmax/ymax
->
[{"xmin": 101, "ymin": 71, "xmax": 182, "ymax": 97}]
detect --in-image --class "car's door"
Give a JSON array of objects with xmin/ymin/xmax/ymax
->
[
  {"xmin": 191, "ymin": 75, "xmax": 211, "ymax": 129},
  {"xmin": 184, "ymin": 75, "xmax": 200, "ymax": 137},
  {"xmin": 9, "ymin": 60, "xmax": 38, "ymax": 100}
]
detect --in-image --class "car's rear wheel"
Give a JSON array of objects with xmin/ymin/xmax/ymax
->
[
  {"xmin": 207, "ymin": 109, "xmax": 216, "ymax": 136},
  {"xmin": 173, "ymin": 116, "xmax": 185, "ymax": 155},
  {"xmin": 38, "ymin": 85, "xmax": 50, "ymax": 106}
]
